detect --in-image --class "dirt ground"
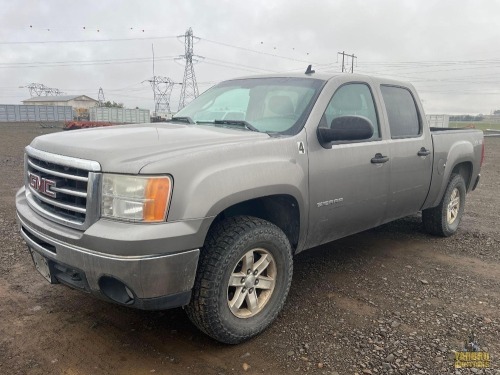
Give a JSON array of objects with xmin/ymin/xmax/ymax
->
[{"xmin": 0, "ymin": 122, "xmax": 499, "ymax": 375}]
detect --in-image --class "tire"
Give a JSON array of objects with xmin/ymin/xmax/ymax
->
[
  {"xmin": 185, "ymin": 216, "xmax": 293, "ymax": 344},
  {"xmin": 422, "ymin": 173, "xmax": 466, "ymax": 237}
]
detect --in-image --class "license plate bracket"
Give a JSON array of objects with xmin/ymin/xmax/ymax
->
[{"xmin": 29, "ymin": 248, "xmax": 56, "ymax": 283}]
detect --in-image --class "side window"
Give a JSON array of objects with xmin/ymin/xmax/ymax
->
[
  {"xmin": 321, "ymin": 83, "xmax": 380, "ymax": 140},
  {"xmin": 380, "ymin": 85, "xmax": 421, "ymax": 138}
]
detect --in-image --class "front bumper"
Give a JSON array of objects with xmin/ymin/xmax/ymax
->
[{"xmin": 16, "ymin": 187, "xmax": 202, "ymax": 310}]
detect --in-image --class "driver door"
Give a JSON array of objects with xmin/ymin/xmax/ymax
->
[{"xmin": 307, "ymin": 82, "xmax": 391, "ymax": 248}]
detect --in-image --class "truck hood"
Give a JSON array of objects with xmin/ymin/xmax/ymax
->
[{"xmin": 30, "ymin": 123, "xmax": 270, "ymax": 173}]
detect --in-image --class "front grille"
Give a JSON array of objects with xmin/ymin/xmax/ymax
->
[{"xmin": 25, "ymin": 146, "xmax": 101, "ymax": 230}]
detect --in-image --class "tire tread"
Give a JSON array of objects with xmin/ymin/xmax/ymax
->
[
  {"xmin": 422, "ymin": 173, "xmax": 465, "ymax": 237},
  {"xmin": 185, "ymin": 216, "xmax": 293, "ymax": 344}
]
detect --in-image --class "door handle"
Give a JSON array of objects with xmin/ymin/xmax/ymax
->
[
  {"xmin": 371, "ymin": 153, "xmax": 389, "ymax": 164},
  {"xmin": 417, "ymin": 147, "xmax": 431, "ymax": 157}
]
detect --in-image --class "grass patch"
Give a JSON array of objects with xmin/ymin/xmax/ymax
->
[{"xmin": 449, "ymin": 121, "xmax": 500, "ymax": 131}]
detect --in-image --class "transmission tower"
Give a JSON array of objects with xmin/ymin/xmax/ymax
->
[
  {"xmin": 146, "ymin": 77, "xmax": 177, "ymax": 115},
  {"xmin": 23, "ymin": 83, "xmax": 64, "ymax": 97},
  {"xmin": 98, "ymin": 87, "xmax": 105, "ymax": 106},
  {"xmin": 25, "ymin": 83, "xmax": 46, "ymax": 97},
  {"xmin": 177, "ymin": 27, "xmax": 203, "ymax": 110},
  {"xmin": 44, "ymin": 87, "xmax": 64, "ymax": 96}
]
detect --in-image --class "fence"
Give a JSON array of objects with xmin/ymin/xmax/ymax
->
[
  {"xmin": 90, "ymin": 107, "xmax": 150, "ymax": 123},
  {"xmin": 0, "ymin": 104, "xmax": 73, "ymax": 122}
]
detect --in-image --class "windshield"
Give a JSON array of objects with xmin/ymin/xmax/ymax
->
[{"xmin": 173, "ymin": 77, "xmax": 324, "ymax": 135}]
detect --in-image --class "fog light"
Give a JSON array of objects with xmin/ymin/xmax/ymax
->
[{"xmin": 98, "ymin": 276, "xmax": 135, "ymax": 305}]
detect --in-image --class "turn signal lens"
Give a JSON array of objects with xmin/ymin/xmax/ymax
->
[{"xmin": 144, "ymin": 178, "xmax": 172, "ymax": 221}]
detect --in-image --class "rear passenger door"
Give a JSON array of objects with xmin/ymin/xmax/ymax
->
[{"xmin": 380, "ymin": 85, "xmax": 433, "ymax": 221}]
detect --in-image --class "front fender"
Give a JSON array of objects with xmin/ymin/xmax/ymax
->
[
  {"xmin": 139, "ymin": 134, "xmax": 310, "ymax": 245},
  {"xmin": 195, "ymin": 160, "xmax": 306, "ymax": 218}
]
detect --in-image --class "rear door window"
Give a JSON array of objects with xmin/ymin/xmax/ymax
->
[{"xmin": 380, "ymin": 85, "xmax": 421, "ymax": 138}]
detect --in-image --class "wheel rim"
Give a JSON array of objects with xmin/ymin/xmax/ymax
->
[
  {"xmin": 227, "ymin": 248, "xmax": 277, "ymax": 318},
  {"xmin": 447, "ymin": 188, "xmax": 460, "ymax": 225}
]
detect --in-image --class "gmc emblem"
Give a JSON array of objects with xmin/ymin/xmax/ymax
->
[{"xmin": 28, "ymin": 172, "xmax": 57, "ymax": 198}]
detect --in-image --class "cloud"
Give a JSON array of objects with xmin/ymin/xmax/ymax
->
[{"xmin": 1, "ymin": 0, "xmax": 499, "ymax": 114}]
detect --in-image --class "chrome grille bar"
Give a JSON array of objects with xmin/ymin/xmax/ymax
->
[
  {"xmin": 27, "ymin": 158, "xmax": 89, "ymax": 182},
  {"xmin": 28, "ymin": 186, "xmax": 87, "ymax": 213},
  {"xmin": 50, "ymin": 186, "xmax": 88, "ymax": 198},
  {"xmin": 24, "ymin": 146, "xmax": 101, "ymax": 230}
]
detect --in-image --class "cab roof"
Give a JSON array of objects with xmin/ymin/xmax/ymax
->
[{"xmin": 226, "ymin": 72, "xmax": 412, "ymax": 88}]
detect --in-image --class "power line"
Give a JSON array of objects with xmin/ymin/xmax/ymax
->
[
  {"xmin": 203, "ymin": 58, "xmax": 278, "ymax": 74},
  {"xmin": 359, "ymin": 58, "xmax": 500, "ymax": 65},
  {"xmin": 4, "ymin": 55, "xmax": 500, "ymax": 72},
  {"xmin": 200, "ymin": 37, "xmax": 324, "ymax": 65},
  {"xmin": 6, "ymin": 29, "xmax": 323, "ymax": 65},
  {"xmin": 0, "ymin": 55, "xmax": 177, "ymax": 65},
  {"xmin": 0, "ymin": 56, "xmax": 178, "ymax": 69},
  {"xmin": 110, "ymin": 93, "xmax": 155, "ymax": 100},
  {"xmin": 0, "ymin": 35, "xmax": 178, "ymax": 45}
]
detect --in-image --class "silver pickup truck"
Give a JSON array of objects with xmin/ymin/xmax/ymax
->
[{"xmin": 16, "ymin": 72, "xmax": 484, "ymax": 344}]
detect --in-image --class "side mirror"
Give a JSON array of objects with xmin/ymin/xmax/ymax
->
[{"xmin": 317, "ymin": 115, "xmax": 374, "ymax": 148}]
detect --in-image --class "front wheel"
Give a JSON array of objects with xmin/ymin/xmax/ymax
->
[
  {"xmin": 185, "ymin": 216, "xmax": 293, "ymax": 344},
  {"xmin": 422, "ymin": 173, "xmax": 466, "ymax": 237}
]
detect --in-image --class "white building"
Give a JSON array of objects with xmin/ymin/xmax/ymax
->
[
  {"xmin": 426, "ymin": 114, "xmax": 449, "ymax": 128},
  {"xmin": 22, "ymin": 95, "xmax": 98, "ymax": 111}
]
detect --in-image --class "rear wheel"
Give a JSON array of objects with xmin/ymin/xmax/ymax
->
[
  {"xmin": 185, "ymin": 216, "xmax": 293, "ymax": 344},
  {"xmin": 422, "ymin": 173, "xmax": 466, "ymax": 237}
]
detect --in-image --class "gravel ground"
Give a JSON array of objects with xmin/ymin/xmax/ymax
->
[{"xmin": 0, "ymin": 122, "xmax": 499, "ymax": 375}]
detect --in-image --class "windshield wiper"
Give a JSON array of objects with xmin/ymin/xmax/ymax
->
[
  {"xmin": 213, "ymin": 119, "xmax": 259, "ymax": 132},
  {"xmin": 195, "ymin": 121, "xmax": 216, "ymax": 124},
  {"xmin": 169, "ymin": 116, "xmax": 195, "ymax": 124}
]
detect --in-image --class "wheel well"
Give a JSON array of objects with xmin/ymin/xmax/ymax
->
[
  {"xmin": 209, "ymin": 195, "xmax": 300, "ymax": 250},
  {"xmin": 452, "ymin": 162, "xmax": 472, "ymax": 190}
]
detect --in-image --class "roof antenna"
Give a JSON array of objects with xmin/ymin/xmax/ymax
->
[{"xmin": 305, "ymin": 64, "xmax": 315, "ymax": 75}]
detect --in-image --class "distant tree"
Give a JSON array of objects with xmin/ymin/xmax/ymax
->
[
  {"xmin": 449, "ymin": 114, "xmax": 484, "ymax": 122},
  {"xmin": 494, "ymin": 110, "xmax": 500, "ymax": 115},
  {"xmin": 103, "ymin": 101, "xmax": 124, "ymax": 108}
]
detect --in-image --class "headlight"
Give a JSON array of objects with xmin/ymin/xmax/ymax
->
[{"xmin": 101, "ymin": 174, "xmax": 172, "ymax": 222}]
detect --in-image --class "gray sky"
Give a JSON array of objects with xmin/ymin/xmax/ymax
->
[{"xmin": 1, "ymin": 0, "xmax": 499, "ymax": 115}]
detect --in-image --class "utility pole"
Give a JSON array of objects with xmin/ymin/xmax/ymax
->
[
  {"xmin": 177, "ymin": 27, "xmax": 203, "ymax": 110},
  {"xmin": 151, "ymin": 44, "xmax": 156, "ymax": 116},
  {"xmin": 337, "ymin": 51, "xmax": 357, "ymax": 73}
]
